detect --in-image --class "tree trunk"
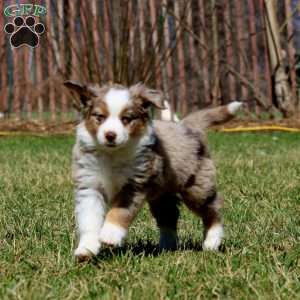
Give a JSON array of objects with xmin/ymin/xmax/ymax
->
[
  {"xmin": 174, "ymin": 1, "xmax": 188, "ymax": 116},
  {"xmin": 198, "ymin": 0, "xmax": 210, "ymax": 105},
  {"xmin": 264, "ymin": 0, "xmax": 295, "ymax": 117}
]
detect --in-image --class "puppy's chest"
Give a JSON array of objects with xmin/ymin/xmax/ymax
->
[
  {"xmin": 96, "ymin": 157, "xmax": 134, "ymax": 200},
  {"xmin": 75, "ymin": 147, "xmax": 160, "ymax": 201}
]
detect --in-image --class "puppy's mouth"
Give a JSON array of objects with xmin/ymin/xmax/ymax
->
[{"xmin": 105, "ymin": 141, "xmax": 117, "ymax": 148}]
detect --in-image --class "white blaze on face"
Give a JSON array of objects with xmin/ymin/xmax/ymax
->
[{"xmin": 97, "ymin": 88, "xmax": 130, "ymax": 147}]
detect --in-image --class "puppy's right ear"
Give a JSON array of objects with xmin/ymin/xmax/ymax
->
[
  {"xmin": 130, "ymin": 83, "xmax": 166, "ymax": 110},
  {"xmin": 64, "ymin": 80, "xmax": 98, "ymax": 111}
]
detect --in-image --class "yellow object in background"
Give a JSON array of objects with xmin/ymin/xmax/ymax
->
[{"xmin": 220, "ymin": 126, "xmax": 300, "ymax": 133}]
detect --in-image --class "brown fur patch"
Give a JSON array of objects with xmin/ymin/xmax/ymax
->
[
  {"xmin": 129, "ymin": 119, "xmax": 147, "ymax": 137},
  {"xmin": 94, "ymin": 100, "xmax": 109, "ymax": 116},
  {"xmin": 85, "ymin": 119, "xmax": 98, "ymax": 137},
  {"xmin": 85, "ymin": 101, "xmax": 109, "ymax": 138},
  {"xmin": 105, "ymin": 207, "xmax": 133, "ymax": 229},
  {"xmin": 119, "ymin": 103, "xmax": 149, "ymax": 138}
]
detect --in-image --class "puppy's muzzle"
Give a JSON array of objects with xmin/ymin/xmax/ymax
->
[{"xmin": 105, "ymin": 131, "xmax": 117, "ymax": 146}]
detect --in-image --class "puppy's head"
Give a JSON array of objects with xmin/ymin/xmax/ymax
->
[{"xmin": 64, "ymin": 81, "xmax": 165, "ymax": 150}]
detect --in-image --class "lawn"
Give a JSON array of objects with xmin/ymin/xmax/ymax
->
[{"xmin": 0, "ymin": 132, "xmax": 299, "ymax": 299}]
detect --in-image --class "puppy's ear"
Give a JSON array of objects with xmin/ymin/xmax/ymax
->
[
  {"xmin": 64, "ymin": 80, "xmax": 98, "ymax": 111},
  {"xmin": 130, "ymin": 83, "xmax": 166, "ymax": 110}
]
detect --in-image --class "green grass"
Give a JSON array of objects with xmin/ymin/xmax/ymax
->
[{"xmin": 0, "ymin": 132, "xmax": 299, "ymax": 299}]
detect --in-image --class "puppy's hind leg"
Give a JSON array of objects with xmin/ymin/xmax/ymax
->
[
  {"xmin": 183, "ymin": 190, "xmax": 224, "ymax": 251},
  {"xmin": 182, "ymin": 157, "xmax": 224, "ymax": 250},
  {"xmin": 149, "ymin": 194, "xmax": 180, "ymax": 251},
  {"xmin": 200, "ymin": 192, "xmax": 224, "ymax": 251}
]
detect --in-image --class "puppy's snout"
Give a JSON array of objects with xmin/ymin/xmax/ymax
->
[{"xmin": 105, "ymin": 131, "xmax": 117, "ymax": 142}]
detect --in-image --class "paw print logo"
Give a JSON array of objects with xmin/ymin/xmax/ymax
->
[{"xmin": 4, "ymin": 16, "xmax": 45, "ymax": 48}]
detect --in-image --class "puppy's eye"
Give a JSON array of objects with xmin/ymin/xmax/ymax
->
[
  {"xmin": 92, "ymin": 113, "xmax": 106, "ymax": 123},
  {"xmin": 121, "ymin": 116, "xmax": 132, "ymax": 125}
]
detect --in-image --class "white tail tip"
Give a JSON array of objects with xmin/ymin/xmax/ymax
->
[
  {"xmin": 161, "ymin": 100, "xmax": 179, "ymax": 122},
  {"xmin": 227, "ymin": 101, "xmax": 242, "ymax": 114}
]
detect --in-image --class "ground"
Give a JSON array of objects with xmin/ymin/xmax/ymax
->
[
  {"xmin": 1, "ymin": 112, "xmax": 300, "ymax": 135},
  {"xmin": 0, "ymin": 132, "xmax": 299, "ymax": 299}
]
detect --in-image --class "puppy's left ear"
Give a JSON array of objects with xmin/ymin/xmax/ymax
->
[
  {"xmin": 63, "ymin": 80, "xmax": 98, "ymax": 112},
  {"xmin": 130, "ymin": 83, "xmax": 166, "ymax": 110}
]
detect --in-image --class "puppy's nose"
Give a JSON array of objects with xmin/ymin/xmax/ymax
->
[{"xmin": 105, "ymin": 131, "xmax": 117, "ymax": 142}]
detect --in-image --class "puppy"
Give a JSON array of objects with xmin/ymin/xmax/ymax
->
[{"xmin": 64, "ymin": 80, "xmax": 241, "ymax": 261}]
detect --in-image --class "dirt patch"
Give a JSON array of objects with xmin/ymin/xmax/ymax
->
[
  {"xmin": 0, "ymin": 120, "xmax": 76, "ymax": 135},
  {"xmin": 0, "ymin": 115, "xmax": 300, "ymax": 135}
]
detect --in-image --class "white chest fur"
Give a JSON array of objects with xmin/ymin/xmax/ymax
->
[
  {"xmin": 97, "ymin": 153, "xmax": 134, "ymax": 200},
  {"xmin": 75, "ymin": 150, "xmax": 135, "ymax": 202}
]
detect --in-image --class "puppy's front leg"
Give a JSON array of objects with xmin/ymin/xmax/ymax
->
[
  {"xmin": 100, "ymin": 189, "xmax": 145, "ymax": 247},
  {"xmin": 74, "ymin": 188, "xmax": 106, "ymax": 260}
]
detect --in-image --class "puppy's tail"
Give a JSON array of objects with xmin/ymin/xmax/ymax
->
[
  {"xmin": 161, "ymin": 100, "xmax": 180, "ymax": 122},
  {"xmin": 181, "ymin": 101, "xmax": 242, "ymax": 130}
]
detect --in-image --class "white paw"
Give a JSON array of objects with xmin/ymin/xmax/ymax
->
[
  {"xmin": 74, "ymin": 234, "xmax": 101, "ymax": 261},
  {"xmin": 203, "ymin": 224, "xmax": 224, "ymax": 251},
  {"xmin": 228, "ymin": 101, "xmax": 242, "ymax": 114},
  {"xmin": 99, "ymin": 222, "xmax": 127, "ymax": 247}
]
